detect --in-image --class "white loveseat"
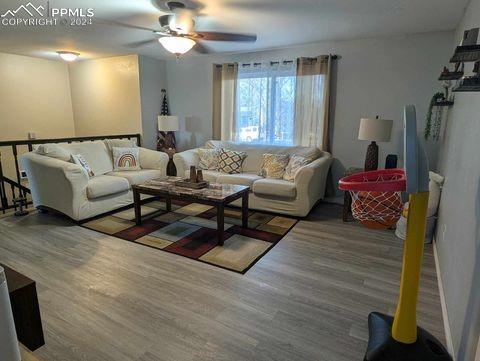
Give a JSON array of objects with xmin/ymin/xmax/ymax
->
[
  {"xmin": 173, "ymin": 141, "xmax": 333, "ymax": 217},
  {"xmin": 22, "ymin": 139, "xmax": 169, "ymax": 221}
]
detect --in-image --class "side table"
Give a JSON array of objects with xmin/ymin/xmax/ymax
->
[
  {"xmin": 342, "ymin": 167, "xmax": 363, "ymax": 222},
  {"xmin": 1, "ymin": 263, "xmax": 45, "ymax": 351}
]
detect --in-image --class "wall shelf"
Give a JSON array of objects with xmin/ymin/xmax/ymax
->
[
  {"xmin": 452, "ymin": 77, "xmax": 480, "ymax": 92},
  {"xmin": 434, "ymin": 100, "xmax": 454, "ymax": 106},
  {"xmin": 438, "ymin": 71, "xmax": 464, "ymax": 80},
  {"xmin": 450, "ymin": 45, "xmax": 480, "ymax": 63}
]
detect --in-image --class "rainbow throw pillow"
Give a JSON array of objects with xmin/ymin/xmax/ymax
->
[{"xmin": 112, "ymin": 147, "xmax": 141, "ymax": 171}]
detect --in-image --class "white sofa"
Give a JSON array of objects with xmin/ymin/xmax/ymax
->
[
  {"xmin": 173, "ymin": 141, "xmax": 333, "ymax": 217},
  {"xmin": 22, "ymin": 139, "xmax": 169, "ymax": 221}
]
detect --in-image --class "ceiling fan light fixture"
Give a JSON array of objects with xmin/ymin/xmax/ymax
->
[
  {"xmin": 57, "ymin": 51, "xmax": 80, "ymax": 61},
  {"xmin": 169, "ymin": 9, "xmax": 195, "ymax": 34},
  {"xmin": 159, "ymin": 36, "xmax": 195, "ymax": 55}
]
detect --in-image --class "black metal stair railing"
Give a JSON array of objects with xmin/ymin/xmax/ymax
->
[
  {"xmin": 0, "ymin": 150, "xmax": 32, "ymax": 214},
  {"xmin": 0, "ymin": 133, "xmax": 141, "ymax": 214}
]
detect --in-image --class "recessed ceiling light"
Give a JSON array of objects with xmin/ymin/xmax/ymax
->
[{"xmin": 57, "ymin": 51, "xmax": 80, "ymax": 62}]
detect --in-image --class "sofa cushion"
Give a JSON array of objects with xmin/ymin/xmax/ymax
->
[
  {"xmin": 138, "ymin": 147, "xmax": 167, "ymax": 170},
  {"xmin": 104, "ymin": 138, "xmax": 138, "ymax": 152},
  {"xmin": 216, "ymin": 173, "xmax": 263, "ymax": 187},
  {"xmin": 184, "ymin": 170, "xmax": 222, "ymax": 183},
  {"xmin": 108, "ymin": 169, "xmax": 162, "ymax": 186},
  {"xmin": 253, "ymin": 179, "xmax": 297, "ymax": 199},
  {"xmin": 87, "ymin": 175, "xmax": 130, "ymax": 199},
  {"xmin": 35, "ymin": 144, "xmax": 71, "ymax": 162},
  {"xmin": 205, "ymin": 140, "xmax": 321, "ymax": 173},
  {"xmin": 61, "ymin": 140, "xmax": 113, "ymax": 175}
]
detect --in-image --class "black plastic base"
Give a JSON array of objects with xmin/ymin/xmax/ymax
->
[{"xmin": 364, "ymin": 312, "xmax": 452, "ymax": 361}]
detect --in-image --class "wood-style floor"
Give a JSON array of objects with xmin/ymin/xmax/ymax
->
[{"xmin": 0, "ymin": 203, "xmax": 445, "ymax": 361}]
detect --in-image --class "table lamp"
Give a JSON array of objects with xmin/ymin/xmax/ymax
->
[
  {"xmin": 157, "ymin": 115, "xmax": 179, "ymax": 151},
  {"xmin": 358, "ymin": 116, "xmax": 393, "ymax": 171}
]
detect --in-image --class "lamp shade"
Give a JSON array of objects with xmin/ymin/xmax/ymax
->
[
  {"xmin": 158, "ymin": 115, "xmax": 179, "ymax": 131},
  {"xmin": 358, "ymin": 117, "xmax": 393, "ymax": 142}
]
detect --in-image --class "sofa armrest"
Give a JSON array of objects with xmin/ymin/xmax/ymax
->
[
  {"xmin": 173, "ymin": 149, "xmax": 199, "ymax": 178},
  {"xmin": 21, "ymin": 152, "xmax": 89, "ymax": 219},
  {"xmin": 294, "ymin": 152, "xmax": 333, "ymax": 205},
  {"xmin": 139, "ymin": 148, "xmax": 169, "ymax": 176}
]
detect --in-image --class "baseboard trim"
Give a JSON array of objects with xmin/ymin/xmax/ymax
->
[
  {"xmin": 433, "ymin": 240, "xmax": 456, "ymax": 359},
  {"xmin": 475, "ymin": 337, "xmax": 480, "ymax": 361}
]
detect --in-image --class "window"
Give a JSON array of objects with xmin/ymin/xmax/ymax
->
[{"xmin": 235, "ymin": 63, "xmax": 296, "ymax": 145}]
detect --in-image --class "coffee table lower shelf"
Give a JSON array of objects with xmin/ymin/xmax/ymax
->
[{"xmin": 132, "ymin": 186, "xmax": 249, "ymax": 246}]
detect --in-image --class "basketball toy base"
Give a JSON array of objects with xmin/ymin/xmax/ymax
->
[
  {"xmin": 364, "ymin": 312, "xmax": 452, "ymax": 361},
  {"xmin": 360, "ymin": 219, "xmax": 398, "ymax": 230}
]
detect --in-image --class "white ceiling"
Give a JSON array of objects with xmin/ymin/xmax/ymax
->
[{"xmin": 0, "ymin": 0, "xmax": 469, "ymax": 61}]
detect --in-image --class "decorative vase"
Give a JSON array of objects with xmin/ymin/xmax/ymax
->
[{"xmin": 190, "ymin": 166, "xmax": 197, "ymax": 183}]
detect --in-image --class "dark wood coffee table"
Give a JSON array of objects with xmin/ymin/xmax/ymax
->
[
  {"xmin": 132, "ymin": 177, "xmax": 250, "ymax": 246},
  {"xmin": 1, "ymin": 263, "xmax": 45, "ymax": 351}
]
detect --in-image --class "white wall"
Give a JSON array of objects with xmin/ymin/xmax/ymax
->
[
  {"xmin": 0, "ymin": 52, "xmax": 75, "ymax": 182},
  {"xmin": 138, "ymin": 55, "xmax": 167, "ymax": 150},
  {"xmin": 0, "ymin": 52, "xmax": 75, "ymax": 141},
  {"xmin": 0, "ymin": 53, "xmax": 166, "ymax": 154},
  {"xmin": 166, "ymin": 31, "xmax": 453, "ymax": 189},
  {"xmin": 68, "ymin": 54, "xmax": 143, "ymax": 137},
  {"xmin": 435, "ymin": 0, "xmax": 480, "ymax": 360}
]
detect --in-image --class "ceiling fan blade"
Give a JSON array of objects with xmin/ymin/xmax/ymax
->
[
  {"xmin": 154, "ymin": 30, "xmax": 172, "ymax": 36},
  {"xmin": 124, "ymin": 39, "xmax": 158, "ymax": 48},
  {"xmin": 195, "ymin": 31, "xmax": 257, "ymax": 42},
  {"xmin": 192, "ymin": 41, "xmax": 210, "ymax": 54},
  {"xmin": 95, "ymin": 18, "xmax": 156, "ymax": 32}
]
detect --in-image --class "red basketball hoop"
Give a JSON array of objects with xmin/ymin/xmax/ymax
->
[{"xmin": 339, "ymin": 169, "xmax": 406, "ymax": 229}]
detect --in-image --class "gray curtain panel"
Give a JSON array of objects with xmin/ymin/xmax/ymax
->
[
  {"xmin": 212, "ymin": 63, "xmax": 238, "ymax": 141},
  {"xmin": 294, "ymin": 55, "xmax": 332, "ymax": 152}
]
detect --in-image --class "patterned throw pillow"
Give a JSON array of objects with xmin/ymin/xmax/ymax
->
[
  {"xmin": 259, "ymin": 154, "xmax": 290, "ymax": 179},
  {"xmin": 217, "ymin": 148, "xmax": 247, "ymax": 174},
  {"xmin": 283, "ymin": 154, "xmax": 310, "ymax": 182},
  {"xmin": 198, "ymin": 148, "xmax": 220, "ymax": 170},
  {"xmin": 112, "ymin": 147, "xmax": 141, "ymax": 171},
  {"xmin": 71, "ymin": 154, "xmax": 95, "ymax": 178}
]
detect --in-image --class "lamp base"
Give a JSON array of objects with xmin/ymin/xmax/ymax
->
[
  {"xmin": 364, "ymin": 141, "xmax": 379, "ymax": 171},
  {"xmin": 364, "ymin": 312, "xmax": 452, "ymax": 361},
  {"xmin": 157, "ymin": 131, "xmax": 177, "ymax": 152}
]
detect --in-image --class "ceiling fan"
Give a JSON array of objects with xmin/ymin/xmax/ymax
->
[{"xmin": 102, "ymin": 1, "xmax": 257, "ymax": 57}]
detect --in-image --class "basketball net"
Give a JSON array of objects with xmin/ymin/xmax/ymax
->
[{"xmin": 349, "ymin": 173, "xmax": 404, "ymax": 228}]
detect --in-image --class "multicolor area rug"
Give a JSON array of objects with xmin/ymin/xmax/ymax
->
[{"xmin": 81, "ymin": 200, "xmax": 298, "ymax": 273}]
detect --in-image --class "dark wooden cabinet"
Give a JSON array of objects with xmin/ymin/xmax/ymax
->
[{"xmin": 2, "ymin": 264, "xmax": 45, "ymax": 351}]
